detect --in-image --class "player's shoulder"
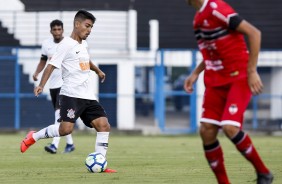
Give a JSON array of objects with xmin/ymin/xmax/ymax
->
[
  {"xmin": 206, "ymin": 0, "xmax": 236, "ymax": 18},
  {"xmin": 42, "ymin": 37, "xmax": 54, "ymax": 47},
  {"xmin": 207, "ymin": 0, "xmax": 232, "ymax": 10},
  {"xmin": 58, "ymin": 37, "xmax": 78, "ymax": 49},
  {"xmin": 82, "ymin": 40, "xmax": 88, "ymax": 48},
  {"xmin": 61, "ymin": 37, "xmax": 79, "ymax": 45}
]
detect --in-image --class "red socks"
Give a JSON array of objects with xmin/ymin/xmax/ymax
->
[
  {"xmin": 204, "ymin": 131, "xmax": 270, "ymax": 184},
  {"xmin": 231, "ymin": 131, "xmax": 270, "ymax": 174},
  {"xmin": 204, "ymin": 140, "xmax": 230, "ymax": 184}
]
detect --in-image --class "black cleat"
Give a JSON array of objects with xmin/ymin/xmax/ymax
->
[
  {"xmin": 44, "ymin": 144, "xmax": 57, "ymax": 154},
  {"xmin": 257, "ymin": 172, "xmax": 274, "ymax": 184},
  {"xmin": 63, "ymin": 144, "xmax": 75, "ymax": 153}
]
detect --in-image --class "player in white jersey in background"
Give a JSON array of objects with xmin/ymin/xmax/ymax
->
[{"xmin": 21, "ymin": 10, "xmax": 116, "ymax": 173}]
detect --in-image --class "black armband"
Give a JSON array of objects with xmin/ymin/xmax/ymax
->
[
  {"xmin": 41, "ymin": 54, "xmax": 48, "ymax": 61},
  {"xmin": 229, "ymin": 15, "xmax": 243, "ymax": 30}
]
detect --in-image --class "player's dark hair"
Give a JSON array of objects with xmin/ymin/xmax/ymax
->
[
  {"xmin": 50, "ymin": 19, "xmax": 63, "ymax": 29},
  {"xmin": 74, "ymin": 9, "xmax": 96, "ymax": 23}
]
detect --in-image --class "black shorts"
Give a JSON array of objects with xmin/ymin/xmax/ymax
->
[
  {"xmin": 59, "ymin": 95, "xmax": 108, "ymax": 128},
  {"xmin": 49, "ymin": 88, "xmax": 61, "ymax": 109}
]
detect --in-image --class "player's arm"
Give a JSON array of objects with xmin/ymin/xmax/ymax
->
[
  {"xmin": 89, "ymin": 61, "xmax": 105, "ymax": 83},
  {"xmin": 235, "ymin": 20, "xmax": 263, "ymax": 95},
  {"xmin": 34, "ymin": 64, "xmax": 56, "ymax": 96},
  {"xmin": 235, "ymin": 20, "xmax": 261, "ymax": 74},
  {"xmin": 33, "ymin": 55, "xmax": 48, "ymax": 81},
  {"xmin": 184, "ymin": 60, "xmax": 205, "ymax": 93}
]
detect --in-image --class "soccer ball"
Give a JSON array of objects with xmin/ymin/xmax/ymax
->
[{"xmin": 85, "ymin": 152, "xmax": 107, "ymax": 173}]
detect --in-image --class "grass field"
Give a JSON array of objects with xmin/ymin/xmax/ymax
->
[{"xmin": 0, "ymin": 132, "xmax": 281, "ymax": 184}]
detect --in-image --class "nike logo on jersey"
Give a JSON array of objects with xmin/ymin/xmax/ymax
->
[{"xmin": 76, "ymin": 51, "xmax": 80, "ymax": 54}]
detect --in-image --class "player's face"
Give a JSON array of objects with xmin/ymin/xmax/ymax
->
[
  {"xmin": 51, "ymin": 25, "xmax": 63, "ymax": 42},
  {"xmin": 77, "ymin": 19, "xmax": 93, "ymax": 40}
]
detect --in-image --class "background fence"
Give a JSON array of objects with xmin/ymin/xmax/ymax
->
[{"xmin": 1, "ymin": 47, "xmax": 282, "ymax": 133}]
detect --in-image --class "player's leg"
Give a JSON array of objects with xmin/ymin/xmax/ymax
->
[
  {"xmin": 90, "ymin": 117, "xmax": 110, "ymax": 156},
  {"xmin": 222, "ymin": 79, "xmax": 273, "ymax": 183},
  {"xmin": 200, "ymin": 123, "xmax": 230, "ymax": 184},
  {"xmin": 90, "ymin": 116, "xmax": 116, "ymax": 173},
  {"xmin": 59, "ymin": 95, "xmax": 84, "ymax": 153},
  {"xmin": 63, "ymin": 119, "xmax": 85, "ymax": 153},
  {"xmin": 21, "ymin": 95, "xmax": 79, "ymax": 153},
  {"xmin": 81, "ymin": 100, "xmax": 116, "ymax": 173},
  {"xmin": 200, "ymin": 86, "xmax": 230, "ymax": 184},
  {"xmin": 20, "ymin": 121, "xmax": 74, "ymax": 153},
  {"xmin": 64, "ymin": 133, "xmax": 75, "ymax": 153},
  {"xmin": 63, "ymin": 118, "xmax": 85, "ymax": 153},
  {"xmin": 45, "ymin": 88, "xmax": 61, "ymax": 154},
  {"xmin": 44, "ymin": 109, "xmax": 61, "ymax": 154}
]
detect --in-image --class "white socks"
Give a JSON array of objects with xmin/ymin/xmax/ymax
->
[
  {"xmin": 95, "ymin": 132, "xmax": 109, "ymax": 157},
  {"xmin": 32, "ymin": 124, "xmax": 60, "ymax": 141},
  {"xmin": 65, "ymin": 134, "xmax": 74, "ymax": 145}
]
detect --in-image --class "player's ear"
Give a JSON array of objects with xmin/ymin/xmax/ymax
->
[{"xmin": 74, "ymin": 20, "xmax": 80, "ymax": 28}]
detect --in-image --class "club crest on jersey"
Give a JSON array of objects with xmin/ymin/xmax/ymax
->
[
  {"xmin": 229, "ymin": 104, "xmax": 238, "ymax": 115},
  {"xmin": 67, "ymin": 109, "xmax": 75, "ymax": 119}
]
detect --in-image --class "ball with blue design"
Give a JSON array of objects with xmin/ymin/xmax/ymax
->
[{"xmin": 85, "ymin": 152, "xmax": 107, "ymax": 173}]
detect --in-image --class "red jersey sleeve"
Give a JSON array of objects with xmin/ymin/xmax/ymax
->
[{"xmin": 210, "ymin": 0, "xmax": 240, "ymax": 28}]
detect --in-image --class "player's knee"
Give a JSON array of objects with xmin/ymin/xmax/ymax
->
[
  {"xmin": 59, "ymin": 128, "xmax": 73, "ymax": 136},
  {"xmin": 98, "ymin": 121, "xmax": 110, "ymax": 132},
  {"xmin": 199, "ymin": 125, "xmax": 207, "ymax": 137},
  {"xmin": 200, "ymin": 123, "xmax": 215, "ymax": 135},
  {"xmin": 91, "ymin": 117, "xmax": 111, "ymax": 132},
  {"xmin": 59, "ymin": 123, "xmax": 73, "ymax": 135},
  {"xmin": 222, "ymin": 125, "xmax": 239, "ymax": 138},
  {"xmin": 199, "ymin": 123, "xmax": 218, "ymax": 143}
]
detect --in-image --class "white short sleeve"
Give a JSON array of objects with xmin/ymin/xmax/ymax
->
[
  {"xmin": 41, "ymin": 40, "xmax": 48, "ymax": 56},
  {"xmin": 49, "ymin": 39, "xmax": 71, "ymax": 69}
]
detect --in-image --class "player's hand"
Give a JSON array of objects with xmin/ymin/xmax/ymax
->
[
  {"xmin": 33, "ymin": 73, "xmax": 38, "ymax": 81},
  {"xmin": 97, "ymin": 71, "xmax": 106, "ymax": 83},
  {"xmin": 34, "ymin": 86, "xmax": 43, "ymax": 97},
  {"xmin": 183, "ymin": 73, "xmax": 198, "ymax": 93},
  {"xmin": 248, "ymin": 71, "xmax": 263, "ymax": 95}
]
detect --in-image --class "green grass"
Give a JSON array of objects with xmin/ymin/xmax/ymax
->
[{"xmin": 0, "ymin": 132, "xmax": 281, "ymax": 184}]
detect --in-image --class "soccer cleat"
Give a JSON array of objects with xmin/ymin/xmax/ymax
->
[
  {"xmin": 103, "ymin": 168, "xmax": 117, "ymax": 173},
  {"xmin": 63, "ymin": 144, "xmax": 75, "ymax": 153},
  {"xmin": 20, "ymin": 131, "xmax": 36, "ymax": 153},
  {"xmin": 44, "ymin": 144, "xmax": 57, "ymax": 154},
  {"xmin": 257, "ymin": 172, "xmax": 274, "ymax": 184}
]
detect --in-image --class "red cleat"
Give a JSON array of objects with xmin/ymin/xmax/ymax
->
[
  {"xmin": 20, "ymin": 131, "xmax": 36, "ymax": 153},
  {"xmin": 103, "ymin": 168, "xmax": 117, "ymax": 173}
]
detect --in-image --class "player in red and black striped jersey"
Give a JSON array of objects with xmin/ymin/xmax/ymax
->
[{"xmin": 184, "ymin": 0, "xmax": 273, "ymax": 184}]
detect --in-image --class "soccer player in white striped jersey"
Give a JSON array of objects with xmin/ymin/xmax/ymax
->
[{"xmin": 22, "ymin": 10, "xmax": 116, "ymax": 173}]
